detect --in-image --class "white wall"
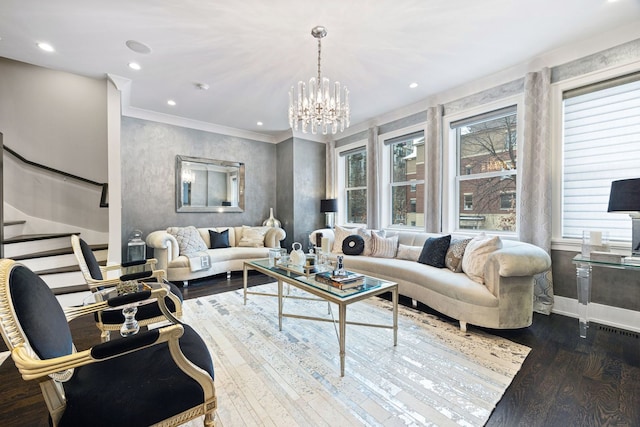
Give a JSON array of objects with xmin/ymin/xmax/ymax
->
[{"xmin": 0, "ymin": 57, "xmax": 109, "ymax": 234}]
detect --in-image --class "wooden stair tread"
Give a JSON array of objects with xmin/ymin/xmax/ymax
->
[
  {"xmin": 11, "ymin": 243, "xmax": 108, "ymax": 261},
  {"xmin": 36, "ymin": 260, "xmax": 106, "ymax": 276},
  {"xmin": 52, "ymin": 284, "xmax": 90, "ymax": 295},
  {"xmin": 3, "ymin": 232, "xmax": 80, "ymax": 244}
]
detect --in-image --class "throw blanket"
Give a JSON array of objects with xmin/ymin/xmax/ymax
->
[{"xmin": 186, "ymin": 251, "xmax": 211, "ymax": 272}]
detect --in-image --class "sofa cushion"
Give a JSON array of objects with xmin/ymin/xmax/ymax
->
[
  {"xmin": 342, "ymin": 235, "xmax": 365, "ymax": 255},
  {"xmin": 462, "ymin": 234, "xmax": 503, "ymax": 284},
  {"xmin": 396, "ymin": 244, "xmax": 422, "ymax": 262},
  {"xmin": 167, "ymin": 226, "xmax": 208, "ymax": 255},
  {"xmin": 371, "ymin": 233, "xmax": 398, "ymax": 258},
  {"xmin": 332, "ymin": 225, "xmax": 354, "ymax": 253},
  {"xmin": 418, "ymin": 235, "xmax": 451, "ymax": 268},
  {"xmin": 445, "ymin": 238, "xmax": 472, "ymax": 273},
  {"xmin": 238, "ymin": 226, "xmax": 269, "ymax": 247},
  {"xmin": 208, "ymin": 229, "xmax": 230, "ymax": 249}
]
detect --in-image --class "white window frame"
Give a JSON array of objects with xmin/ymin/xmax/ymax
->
[
  {"xmin": 336, "ymin": 140, "xmax": 368, "ymax": 228},
  {"xmin": 550, "ymin": 61, "xmax": 640, "ymax": 252},
  {"xmin": 379, "ymin": 123, "xmax": 427, "ymax": 230},
  {"xmin": 442, "ymin": 95, "xmax": 523, "ymax": 236}
]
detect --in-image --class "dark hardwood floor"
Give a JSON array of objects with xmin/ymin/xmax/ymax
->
[{"xmin": 1, "ymin": 271, "xmax": 638, "ymax": 426}]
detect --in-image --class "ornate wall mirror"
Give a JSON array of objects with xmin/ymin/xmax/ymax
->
[{"xmin": 176, "ymin": 155, "xmax": 245, "ymax": 212}]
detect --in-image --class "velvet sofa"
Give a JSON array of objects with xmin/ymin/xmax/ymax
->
[
  {"xmin": 147, "ymin": 225, "xmax": 286, "ymax": 285},
  {"xmin": 310, "ymin": 227, "xmax": 551, "ymax": 331}
]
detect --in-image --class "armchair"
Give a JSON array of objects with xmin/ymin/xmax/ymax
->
[
  {"xmin": 71, "ymin": 234, "xmax": 184, "ymax": 341},
  {"xmin": 0, "ymin": 259, "xmax": 217, "ymax": 426}
]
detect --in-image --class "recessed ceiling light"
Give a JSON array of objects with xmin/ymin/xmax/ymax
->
[
  {"xmin": 37, "ymin": 42, "xmax": 55, "ymax": 52},
  {"xmin": 409, "ymin": 82, "xmax": 418, "ymax": 89},
  {"xmin": 167, "ymin": 100, "xmax": 176, "ymax": 106},
  {"xmin": 125, "ymin": 40, "xmax": 152, "ymax": 54},
  {"xmin": 128, "ymin": 62, "xmax": 141, "ymax": 70},
  {"xmin": 257, "ymin": 121, "xmax": 263, "ymax": 126}
]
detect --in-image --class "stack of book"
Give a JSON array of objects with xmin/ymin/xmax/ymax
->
[{"xmin": 315, "ymin": 271, "xmax": 364, "ymax": 290}]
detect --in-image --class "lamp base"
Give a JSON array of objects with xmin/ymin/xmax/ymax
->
[{"xmin": 324, "ymin": 212, "xmax": 335, "ymax": 229}]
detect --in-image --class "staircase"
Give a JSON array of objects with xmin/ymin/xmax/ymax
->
[{"xmin": 3, "ymin": 220, "xmax": 108, "ymax": 306}]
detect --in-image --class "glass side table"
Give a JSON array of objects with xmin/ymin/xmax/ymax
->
[{"xmin": 571, "ymin": 254, "xmax": 640, "ymax": 338}]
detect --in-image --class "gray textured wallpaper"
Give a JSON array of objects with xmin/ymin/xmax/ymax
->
[{"xmin": 120, "ymin": 117, "xmax": 282, "ymax": 256}]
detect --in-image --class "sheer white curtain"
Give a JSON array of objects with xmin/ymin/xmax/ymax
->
[
  {"xmin": 426, "ymin": 105, "xmax": 443, "ymax": 232},
  {"xmin": 520, "ymin": 67, "xmax": 554, "ymax": 314}
]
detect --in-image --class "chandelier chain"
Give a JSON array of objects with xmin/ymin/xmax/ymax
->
[{"xmin": 317, "ymin": 37, "xmax": 322, "ymax": 84}]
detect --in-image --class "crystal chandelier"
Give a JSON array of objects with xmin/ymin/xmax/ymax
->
[{"xmin": 288, "ymin": 26, "xmax": 350, "ymax": 135}]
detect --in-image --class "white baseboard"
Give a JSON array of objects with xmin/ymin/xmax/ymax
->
[{"xmin": 552, "ymin": 296, "xmax": 640, "ymax": 334}]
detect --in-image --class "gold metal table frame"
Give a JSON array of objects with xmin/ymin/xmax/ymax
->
[{"xmin": 243, "ymin": 259, "xmax": 398, "ymax": 376}]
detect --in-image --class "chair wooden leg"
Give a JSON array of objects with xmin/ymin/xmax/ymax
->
[
  {"xmin": 204, "ymin": 411, "xmax": 215, "ymax": 426},
  {"xmin": 101, "ymin": 329, "xmax": 111, "ymax": 342}
]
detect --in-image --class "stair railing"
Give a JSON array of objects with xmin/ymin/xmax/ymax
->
[{"xmin": 2, "ymin": 144, "xmax": 109, "ymax": 208}]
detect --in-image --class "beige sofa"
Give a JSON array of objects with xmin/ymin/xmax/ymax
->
[
  {"xmin": 147, "ymin": 226, "xmax": 286, "ymax": 285},
  {"xmin": 311, "ymin": 228, "xmax": 551, "ymax": 331}
]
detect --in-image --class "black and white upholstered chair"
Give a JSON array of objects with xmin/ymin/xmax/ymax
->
[
  {"xmin": 0, "ymin": 259, "xmax": 217, "ymax": 427},
  {"xmin": 71, "ymin": 234, "xmax": 184, "ymax": 341}
]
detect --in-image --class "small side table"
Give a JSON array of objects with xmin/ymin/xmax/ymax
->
[{"xmin": 571, "ymin": 254, "xmax": 640, "ymax": 338}]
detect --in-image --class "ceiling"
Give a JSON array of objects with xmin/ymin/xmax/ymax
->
[{"xmin": 1, "ymin": 0, "xmax": 639, "ymax": 139}]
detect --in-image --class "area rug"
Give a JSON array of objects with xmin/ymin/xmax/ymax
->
[{"xmin": 181, "ymin": 283, "xmax": 530, "ymax": 427}]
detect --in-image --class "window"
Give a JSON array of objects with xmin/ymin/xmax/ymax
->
[
  {"xmin": 561, "ymin": 72, "xmax": 640, "ymax": 242},
  {"xmin": 451, "ymin": 106, "xmax": 518, "ymax": 232},
  {"xmin": 385, "ymin": 130, "xmax": 425, "ymax": 228},
  {"xmin": 463, "ymin": 193, "xmax": 473, "ymax": 211},
  {"xmin": 500, "ymin": 192, "xmax": 516, "ymax": 210},
  {"xmin": 338, "ymin": 145, "xmax": 367, "ymax": 225}
]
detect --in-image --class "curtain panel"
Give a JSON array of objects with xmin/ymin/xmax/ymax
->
[
  {"xmin": 426, "ymin": 105, "xmax": 443, "ymax": 233},
  {"xmin": 520, "ymin": 67, "xmax": 554, "ymax": 315}
]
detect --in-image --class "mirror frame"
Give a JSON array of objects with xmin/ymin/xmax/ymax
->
[{"xmin": 175, "ymin": 155, "xmax": 245, "ymax": 213}]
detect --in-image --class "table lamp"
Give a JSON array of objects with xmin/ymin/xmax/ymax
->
[
  {"xmin": 607, "ymin": 178, "xmax": 640, "ymax": 256},
  {"xmin": 320, "ymin": 198, "xmax": 338, "ymax": 229}
]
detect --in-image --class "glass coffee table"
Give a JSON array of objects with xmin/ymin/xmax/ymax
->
[{"xmin": 243, "ymin": 259, "xmax": 398, "ymax": 376}]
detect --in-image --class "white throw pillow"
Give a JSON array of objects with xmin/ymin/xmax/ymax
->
[
  {"xmin": 461, "ymin": 234, "xmax": 503, "ymax": 284},
  {"xmin": 332, "ymin": 225, "xmax": 355, "ymax": 253},
  {"xmin": 357, "ymin": 228, "xmax": 385, "ymax": 256},
  {"xmin": 167, "ymin": 226, "xmax": 208, "ymax": 255},
  {"xmin": 396, "ymin": 244, "xmax": 422, "ymax": 262},
  {"xmin": 238, "ymin": 226, "xmax": 269, "ymax": 247},
  {"xmin": 371, "ymin": 233, "xmax": 398, "ymax": 258}
]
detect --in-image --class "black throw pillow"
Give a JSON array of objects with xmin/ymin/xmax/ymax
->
[
  {"xmin": 342, "ymin": 235, "xmax": 365, "ymax": 255},
  {"xmin": 417, "ymin": 235, "xmax": 452, "ymax": 268},
  {"xmin": 209, "ymin": 229, "xmax": 230, "ymax": 249}
]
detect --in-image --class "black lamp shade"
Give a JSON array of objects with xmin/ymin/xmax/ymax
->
[
  {"xmin": 320, "ymin": 198, "xmax": 338, "ymax": 213},
  {"xmin": 607, "ymin": 178, "xmax": 640, "ymax": 212}
]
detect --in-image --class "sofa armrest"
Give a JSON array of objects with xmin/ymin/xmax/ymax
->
[
  {"xmin": 146, "ymin": 231, "xmax": 179, "ymax": 271},
  {"xmin": 487, "ymin": 243, "xmax": 552, "ymax": 277},
  {"xmin": 264, "ymin": 227, "xmax": 286, "ymax": 248}
]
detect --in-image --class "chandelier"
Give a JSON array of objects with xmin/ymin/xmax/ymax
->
[{"xmin": 288, "ymin": 26, "xmax": 350, "ymax": 135}]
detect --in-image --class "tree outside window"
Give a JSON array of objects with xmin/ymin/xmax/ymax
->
[
  {"xmin": 453, "ymin": 107, "xmax": 518, "ymax": 232},
  {"xmin": 389, "ymin": 132, "xmax": 425, "ymax": 228},
  {"xmin": 345, "ymin": 150, "xmax": 367, "ymax": 224}
]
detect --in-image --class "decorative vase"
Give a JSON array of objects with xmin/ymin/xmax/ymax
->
[
  {"xmin": 290, "ymin": 242, "xmax": 306, "ymax": 266},
  {"xmin": 262, "ymin": 208, "xmax": 281, "ymax": 228}
]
